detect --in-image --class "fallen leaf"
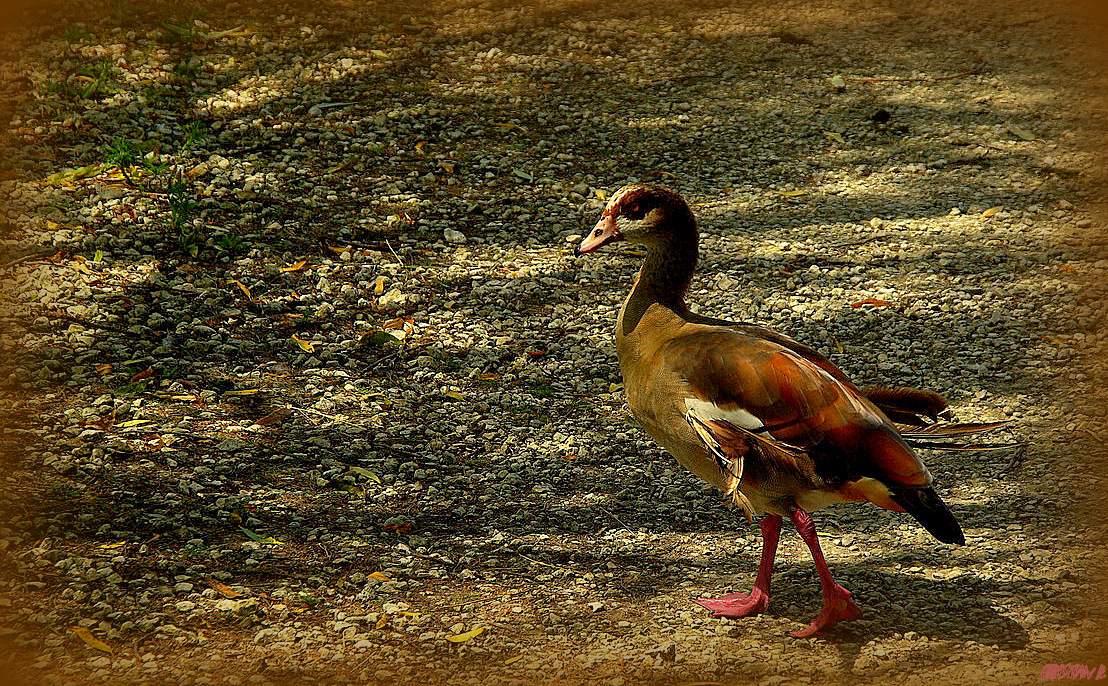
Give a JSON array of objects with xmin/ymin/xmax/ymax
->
[
  {"xmin": 829, "ymin": 74, "xmax": 846, "ymax": 88},
  {"xmin": 208, "ymin": 579, "xmax": 245, "ymax": 599},
  {"xmin": 70, "ymin": 260, "xmax": 95, "ymax": 275},
  {"xmin": 1006, "ymin": 122, "xmax": 1037, "ymax": 140},
  {"xmin": 368, "ymin": 571, "xmax": 391, "ymax": 581},
  {"xmin": 130, "ymin": 369, "xmax": 153, "ymax": 382},
  {"xmin": 254, "ymin": 407, "xmax": 292, "ymax": 426},
  {"xmin": 376, "ymin": 614, "xmax": 389, "ymax": 629},
  {"xmin": 349, "ymin": 466, "xmax": 382, "ymax": 483},
  {"xmin": 225, "ymin": 279, "xmax": 252, "ymax": 300},
  {"xmin": 608, "ymin": 383, "xmax": 624, "ymax": 393},
  {"xmin": 594, "ymin": 189, "xmax": 608, "ymax": 200},
  {"xmin": 478, "ymin": 373, "xmax": 500, "ymax": 380},
  {"xmin": 504, "ymin": 655, "xmax": 524, "ymax": 665},
  {"xmin": 118, "ymin": 419, "xmax": 153, "ymax": 428},
  {"xmin": 239, "ymin": 527, "xmax": 284, "ymax": 545},
  {"xmin": 383, "ymin": 523, "xmax": 412, "ymax": 534},
  {"xmin": 68, "ymin": 626, "xmax": 113, "ymax": 655},
  {"xmin": 370, "ymin": 49, "xmax": 389, "ymax": 58},
  {"xmin": 358, "ymin": 331, "xmax": 401, "ymax": 348},
  {"xmin": 373, "ymin": 276, "xmax": 388, "ymax": 295},
  {"xmin": 512, "ymin": 169, "xmax": 533, "ymax": 181},
  {"xmin": 99, "ymin": 541, "xmax": 126, "ymax": 550},
  {"xmin": 442, "ymin": 390, "xmax": 464, "ymax": 401},
  {"xmin": 224, "ymin": 388, "xmax": 261, "ymax": 396},
  {"xmin": 446, "ymin": 626, "xmax": 486, "ymax": 643},
  {"xmin": 823, "ymin": 130, "xmax": 846, "ymax": 145},
  {"xmin": 850, "ymin": 298, "xmax": 892, "ymax": 308},
  {"xmin": 307, "ymin": 101, "xmax": 355, "ymax": 116},
  {"xmin": 292, "ymin": 335, "xmax": 315, "ymax": 353},
  {"xmin": 92, "ymin": 249, "xmax": 103, "ymax": 262},
  {"xmin": 398, "ymin": 611, "xmax": 421, "ymax": 617},
  {"xmin": 42, "ymin": 164, "xmax": 110, "ymax": 185},
  {"xmin": 526, "ymin": 350, "xmax": 548, "ymax": 357},
  {"xmin": 415, "ymin": 141, "xmax": 428, "ymax": 154},
  {"xmin": 981, "ymin": 206, "xmax": 1003, "ymax": 217},
  {"xmin": 438, "ymin": 161, "xmax": 455, "ymax": 174},
  {"xmin": 279, "ymin": 259, "xmax": 308, "ymax": 273},
  {"xmin": 774, "ymin": 189, "xmax": 806, "ymax": 197},
  {"xmin": 95, "ymin": 363, "xmax": 113, "ymax": 375},
  {"xmin": 327, "ymin": 245, "xmax": 352, "ymax": 256}
]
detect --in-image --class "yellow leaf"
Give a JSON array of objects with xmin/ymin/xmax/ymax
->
[
  {"xmin": 96, "ymin": 363, "xmax": 114, "ymax": 375},
  {"xmin": 99, "ymin": 541, "xmax": 126, "ymax": 550},
  {"xmin": 823, "ymin": 130, "xmax": 846, "ymax": 145},
  {"xmin": 118, "ymin": 419, "xmax": 153, "ymax": 428},
  {"xmin": 280, "ymin": 259, "xmax": 308, "ymax": 273},
  {"xmin": 415, "ymin": 141, "xmax": 428, "ymax": 154},
  {"xmin": 327, "ymin": 245, "xmax": 352, "ymax": 256},
  {"xmin": 71, "ymin": 261, "xmax": 94, "ymax": 275},
  {"xmin": 373, "ymin": 276, "xmax": 388, "ymax": 295},
  {"xmin": 594, "ymin": 189, "xmax": 608, "ymax": 200},
  {"xmin": 93, "ymin": 249, "xmax": 103, "ymax": 262},
  {"xmin": 439, "ymin": 161, "xmax": 455, "ymax": 174},
  {"xmin": 398, "ymin": 611, "xmax": 421, "ymax": 617},
  {"xmin": 225, "ymin": 279, "xmax": 252, "ymax": 300},
  {"xmin": 1006, "ymin": 122, "xmax": 1037, "ymax": 140},
  {"xmin": 442, "ymin": 390, "xmax": 464, "ymax": 401},
  {"xmin": 258, "ymin": 536, "xmax": 284, "ymax": 545},
  {"xmin": 775, "ymin": 189, "xmax": 806, "ymax": 197},
  {"xmin": 224, "ymin": 388, "xmax": 261, "ymax": 396},
  {"xmin": 42, "ymin": 164, "xmax": 111, "ymax": 185},
  {"xmin": 608, "ymin": 383, "xmax": 624, "ymax": 393},
  {"xmin": 370, "ymin": 49, "xmax": 389, "ymax": 58},
  {"xmin": 368, "ymin": 571, "xmax": 391, "ymax": 581},
  {"xmin": 292, "ymin": 335, "xmax": 315, "ymax": 353},
  {"xmin": 68, "ymin": 626, "xmax": 113, "ymax": 654},
  {"xmin": 446, "ymin": 626, "xmax": 486, "ymax": 643},
  {"xmin": 504, "ymin": 655, "xmax": 524, "ymax": 665},
  {"xmin": 981, "ymin": 206, "xmax": 1002, "ymax": 217},
  {"xmin": 829, "ymin": 74, "xmax": 846, "ymax": 88},
  {"xmin": 375, "ymin": 614, "xmax": 389, "ymax": 629}
]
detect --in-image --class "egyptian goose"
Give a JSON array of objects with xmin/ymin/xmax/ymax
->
[{"xmin": 574, "ymin": 183, "xmax": 979, "ymax": 638}]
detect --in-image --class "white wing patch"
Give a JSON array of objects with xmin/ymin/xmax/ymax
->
[{"xmin": 683, "ymin": 398, "xmax": 765, "ymax": 431}]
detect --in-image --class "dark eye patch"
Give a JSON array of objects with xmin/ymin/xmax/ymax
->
[{"xmin": 624, "ymin": 202, "xmax": 646, "ymax": 220}]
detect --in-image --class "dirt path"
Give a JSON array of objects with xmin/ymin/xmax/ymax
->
[{"xmin": 1, "ymin": 1, "xmax": 1106, "ymax": 684}]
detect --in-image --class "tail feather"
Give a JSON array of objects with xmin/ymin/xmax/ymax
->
[
  {"xmin": 899, "ymin": 420, "xmax": 1020, "ymax": 452},
  {"xmin": 864, "ymin": 386, "xmax": 950, "ymax": 426},
  {"xmin": 889, "ymin": 487, "xmax": 965, "ymax": 545}
]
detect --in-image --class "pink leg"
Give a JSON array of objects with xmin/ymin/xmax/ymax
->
[
  {"xmin": 788, "ymin": 509, "xmax": 862, "ymax": 638},
  {"xmin": 693, "ymin": 514, "xmax": 781, "ymax": 617}
]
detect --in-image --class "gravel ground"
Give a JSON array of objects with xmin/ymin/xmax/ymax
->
[{"xmin": 2, "ymin": 1, "xmax": 1107, "ymax": 685}]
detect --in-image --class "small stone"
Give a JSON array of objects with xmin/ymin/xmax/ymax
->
[
  {"xmin": 175, "ymin": 601, "xmax": 197, "ymax": 612},
  {"xmin": 444, "ymin": 228, "xmax": 467, "ymax": 244}
]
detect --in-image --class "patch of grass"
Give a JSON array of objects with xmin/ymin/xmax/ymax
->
[
  {"xmin": 48, "ymin": 481, "xmax": 82, "ymax": 501},
  {"xmin": 59, "ymin": 23, "xmax": 93, "ymax": 45},
  {"xmin": 103, "ymin": 124, "xmax": 211, "ymax": 256},
  {"xmin": 527, "ymin": 382, "xmax": 555, "ymax": 397}
]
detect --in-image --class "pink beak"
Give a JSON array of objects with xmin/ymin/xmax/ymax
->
[{"xmin": 574, "ymin": 214, "xmax": 621, "ymax": 256}]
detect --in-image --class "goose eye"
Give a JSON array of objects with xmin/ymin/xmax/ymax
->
[{"xmin": 625, "ymin": 203, "xmax": 645, "ymax": 220}]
